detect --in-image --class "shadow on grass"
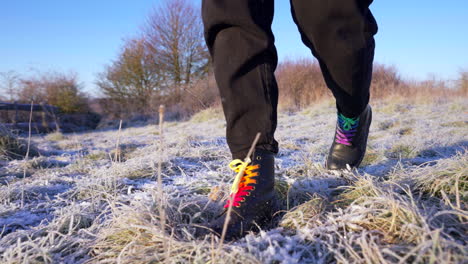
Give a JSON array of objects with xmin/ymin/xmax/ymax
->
[{"xmin": 362, "ymin": 140, "xmax": 468, "ymax": 176}]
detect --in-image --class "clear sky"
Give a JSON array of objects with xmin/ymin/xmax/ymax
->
[{"xmin": 1, "ymin": 0, "xmax": 467, "ymax": 95}]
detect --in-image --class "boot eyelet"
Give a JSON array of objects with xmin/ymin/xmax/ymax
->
[
  {"xmin": 256, "ymin": 156, "xmax": 262, "ymax": 161},
  {"xmin": 251, "ymin": 186, "xmax": 256, "ymax": 190},
  {"xmin": 235, "ymin": 205, "xmax": 241, "ymax": 208},
  {"xmin": 241, "ymin": 198, "xmax": 246, "ymax": 202}
]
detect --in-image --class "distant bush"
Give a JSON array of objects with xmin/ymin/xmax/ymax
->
[
  {"xmin": 169, "ymin": 73, "xmax": 220, "ymax": 118},
  {"xmin": 17, "ymin": 71, "xmax": 90, "ymax": 114},
  {"xmin": 94, "ymin": 55, "xmax": 466, "ymax": 123},
  {"xmin": 274, "ymin": 59, "xmax": 464, "ymax": 111},
  {"xmin": 44, "ymin": 75, "xmax": 89, "ymax": 114},
  {"xmin": 0, "ymin": 71, "xmax": 100, "ymax": 132},
  {"xmin": 456, "ymin": 69, "xmax": 468, "ymax": 96},
  {"xmin": 371, "ymin": 63, "xmax": 467, "ymax": 100},
  {"xmin": 94, "ymin": 73, "xmax": 219, "ymax": 122},
  {"xmin": 370, "ymin": 63, "xmax": 406, "ymax": 98},
  {"xmin": 276, "ymin": 58, "xmax": 329, "ymax": 111},
  {"xmin": 190, "ymin": 107, "xmax": 223, "ymax": 123}
]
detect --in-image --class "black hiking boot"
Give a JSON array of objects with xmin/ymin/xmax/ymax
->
[
  {"xmin": 326, "ymin": 105, "xmax": 372, "ymax": 170},
  {"xmin": 195, "ymin": 149, "xmax": 276, "ymax": 241}
]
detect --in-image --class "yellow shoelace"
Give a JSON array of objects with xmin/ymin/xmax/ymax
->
[{"xmin": 228, "ymin": 157, "xmax": 252, "ymax": 194}]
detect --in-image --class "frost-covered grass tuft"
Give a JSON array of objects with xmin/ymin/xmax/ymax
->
[
  {"xmin": 0, "ymin": 99, "xmax": 467, "ymax": 263},
  {"xmin": 45, "ymin": 131, "xmax": 66, "ymax": 141},
  {"xmin": 360, "ymin": 147, "xmax": 384, "ymax": 166},
  {"xmin": 417, "ymin": 153, "xmax": 467, "ymax": 202},
  {"xmin": 91, "ymin": 203, "xmax": 258, "ymax": 264},
  {"xmin": 387, "ymin": 143, "xmax": 419, "ymax": 159},
  {"xmin": 280, "ymin": 194, "xmax": 326, "ymax": 229},
  {"xmin": 190, "ymin": 107, "xmax": 223, "ymax": 123},
  {"xmin": 0, "ymin": 125, "xmax": 39, "ymax": 160},
  {"xmin": 391, "ymin": 151, "xmax": 468, "ymax": 205},
  {"xmin": 335, "ymin": 176, "xmax": 383, "ymax": 207}
]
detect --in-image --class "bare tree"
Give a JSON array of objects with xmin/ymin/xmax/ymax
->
[
  {"xmin": 17, "ymin": 78, "xmax": 46, "ymax": 103},
  {"xmin": 96, "ymin": 38, "xmax": 163, "ymax": 115},
  {"xmin": 0, "ymin": 71, "xmax": 20, "ymax": 101},
  {"xmin": 144, "ymin": 0, "xmax": 209, "ymax": 94},
  {"xmin": 95, "ymin": 0, "xmax": 210, "ymax": 118}
]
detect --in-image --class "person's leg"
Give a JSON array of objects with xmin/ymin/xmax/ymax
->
[
  {"xmin": 199, "ymin": 0, "xmax": 278, "ymax": 240},
  {"xmin": 290, "ymin": 0, "xmax": 377, "ymax": 169},
  {"xmin": 202, "ymin": 0, "xmax": 279, "ymax": 160},
  {"xmin": 290, "ymin": 0, "xmax": 377, "ymax": 117}
]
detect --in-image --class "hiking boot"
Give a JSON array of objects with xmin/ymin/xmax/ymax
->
[
  {"xmin": 196, "ymin": 149, "xmax": 276, "ymax": 240},
  {"xmin": 326, "ymin": 105, "xmax": 372, "ymax": 170}
]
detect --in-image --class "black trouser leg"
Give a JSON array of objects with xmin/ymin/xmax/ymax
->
[
  {"xmin": 290, "ymin": 0, "xmax": 378, "ymax": 117},
  {"xmin": 202, "ymin": 0, "xmax": 279, "ymax": 159}
]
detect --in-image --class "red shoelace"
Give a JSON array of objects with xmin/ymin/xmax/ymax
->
[{"xmin": 224, "ymin": 159, "xmax": 260, "ymax": 208}]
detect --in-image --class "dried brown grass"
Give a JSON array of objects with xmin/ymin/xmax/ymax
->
[
  {"xmin": 276, "ymin": 58, "xmax": 329, "ymax": 111},
  {"xmin": 275, "ymin": 59, "xmax": 466, "ymax": 112},
  {"xmin": 0, "ymin": 124, "xmax": 39, "ymax": 160},
  {"xmin": 94, "ymin": 59, "xmax": 466, "ymax": 122}
]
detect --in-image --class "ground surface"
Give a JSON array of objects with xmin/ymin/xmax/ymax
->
[{"xmin": 0, "ymin": 98, "xmax": 467, "ymax": 263}]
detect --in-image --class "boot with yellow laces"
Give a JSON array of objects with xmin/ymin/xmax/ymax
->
[{"xmin": 197, "ymin": 149, "xmax": 275, "ymax": 240}]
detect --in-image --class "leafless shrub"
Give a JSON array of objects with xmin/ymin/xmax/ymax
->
[
  {"xmin": 0, "ymin": 71, "xmax": 20, "ymax": 101},
  {"xmin": 16, "ymin": 71, "xmax": 89, "ymax": 114},
  {"xmin": 276, "ymin": 58, "xmax": 329, "ymax": 111},
  {"xmin": 166, "ymin": 73, "xmax": 220, "ymax": 118},
  {"xmin": 370, "ymin": 63, "xmax": 406, "ymax": 98},
  {"xmin": 456, "ymin": 69, "xmax": 468, "ymax": 96},
  {"xmin": 96, "ymin": 38, "xmax": 162, "ymax": 119},
  {"xmin": 275, "ymin": 59, "xmax": 464, "ymax": 112}
]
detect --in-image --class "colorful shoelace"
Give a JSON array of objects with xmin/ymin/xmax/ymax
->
[
  {"xmin": 224, "ymin": 159, "xmax": 259, "ymax": 208},
  {"xmin": 335, "ymin": 113, "xmax": 360, "ymax": 146}
]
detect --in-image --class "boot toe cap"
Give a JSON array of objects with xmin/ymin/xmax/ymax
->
[{"xmin": 326, "ymin": 149, "xmax": 361, "ymax": 170}]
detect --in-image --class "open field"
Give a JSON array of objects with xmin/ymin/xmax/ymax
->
[{"xmin": 0, "ymin": 97, "xmax": 467, "ymax": 263}]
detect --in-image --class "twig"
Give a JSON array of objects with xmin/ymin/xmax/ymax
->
[
  {"xmin": 157, "ymin": 105, "xmax": 166, "ymax": 245},
  {"xmin": 183, "ymin": 85, "xmax": 208, "ymax": 109},
  {"xmin": 216, "ymin": 132, "xmax": 261, "ymax": 257},
  {"xmin": 114, "ymin": 120, "xmax": 123, "ymax": 162},
  {"xmin": 21, "ymin": 100, "xmax": 34, "ymax": 208},
  {"xmin": 25, "ymin": 101, "xmax": 33, "ymax": 164}
]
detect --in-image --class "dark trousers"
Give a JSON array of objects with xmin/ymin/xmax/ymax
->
[{"xmin": 202, "ymin": 0, "xmax": 378, "ymax": 159}]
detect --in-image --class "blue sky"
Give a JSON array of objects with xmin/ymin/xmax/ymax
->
[{"xmin": 1, "ymin": 0, "xmax": 467, "ymax": 95}]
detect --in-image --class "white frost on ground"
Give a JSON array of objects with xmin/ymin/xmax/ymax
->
[{"xmin": 0, "ymin": 98, "xmax": 467, "ymax": 263}]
